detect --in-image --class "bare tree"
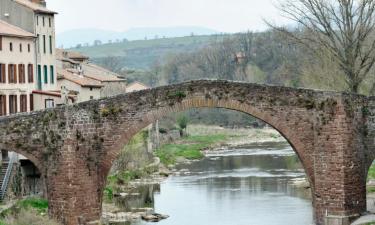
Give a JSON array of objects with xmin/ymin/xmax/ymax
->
[
  {"xmin": 101, "ymin": 56, "xmax": 122, "ymax": 73},
  {"xmin": 271, "ymin": 0, "xmax": 375, "ymax": 94}
]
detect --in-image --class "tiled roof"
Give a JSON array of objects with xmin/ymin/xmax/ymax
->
[
  {"xmin": 14, "ymin": 0, "xmax": 57, "ymax": 14},
  {"xmin": 82, "ymin": 63, "xmax": 126, "ymax": 82},
  {"xmin": 57, "ymin": 68, "xmax": 104, "ymax": 88},
  {"xmin": 56, "ymin": 48, "xmax": 89, "ymax": 60},
  {"xmin": 0, "ymin": 20, "xmax": 35, "ymax": 38},
  {"xmin": 32, "ymin": 90, "xmax": 75, "ymax": 100},
  {"xmin": 126, "ymin": 81, "xmax": 149, "ymax": 92}
]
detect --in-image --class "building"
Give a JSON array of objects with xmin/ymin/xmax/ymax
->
[
  {"xmin": 126, "ymin": 81, "xmax": 150, "ymax": 93},
  {"xmin": 56, "ymin": 48, "xmax": 127, "ymax": 100},
  {"xmin": 1, "ymin": 0, "xmax": 60, "ymax": 109},
  {"xmin": 0, "ymin": 0, "xmax": 62, "ymax": 200},
  {"xmin": 57, "ymin": 68, "xmax": 103, "ymax": 102},
  {"xmin": 0, "ymin": 20, "xmax": 36, "ymax": 116}
]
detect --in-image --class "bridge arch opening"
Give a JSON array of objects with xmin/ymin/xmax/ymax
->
[
  {"xmin": 0, "ymin": 149, "xmax": 45, "ymax": 200},
  {"xmin": 102, "ymin": 107, "xmax": 314, "ymax": 224}
]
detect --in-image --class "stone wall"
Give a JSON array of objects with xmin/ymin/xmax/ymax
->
[{"xmin": 0, "ymin": 80, "xmax": 372, "ymax": 225}]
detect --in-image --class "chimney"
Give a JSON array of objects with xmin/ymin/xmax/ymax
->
[{"xmin": 30, "ymin": 0, "xmax": 46, "ymax": 7}]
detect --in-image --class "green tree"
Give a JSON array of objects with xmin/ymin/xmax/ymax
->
[{"xmin": 177, "ymin": 114, "xmax": 188, "ymax": 136}]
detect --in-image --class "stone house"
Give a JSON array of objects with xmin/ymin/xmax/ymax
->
[{"xmin": 56, "ymin": 48, "xmax": 127, "ymax": 99}]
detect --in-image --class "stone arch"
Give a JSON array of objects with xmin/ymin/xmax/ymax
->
[{"xmin": 101, "ymin": 96, "xmax": 315, "ymax": 193}]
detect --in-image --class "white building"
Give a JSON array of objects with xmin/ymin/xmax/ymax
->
[
  {"xmin": 56, "ymin": 49, "xmax": 127, "ymax": 101},
  {"xmin": 0, "ymin": 0, "xmax": 62, "ymax": 110},
  {"xmin": 0, "ymin": 20, "xmax": 36, "ymax": 116}
]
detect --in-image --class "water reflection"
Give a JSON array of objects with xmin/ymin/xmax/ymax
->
[{"xmin": 126, "ymin": 142, "xmax": 313, "ymax": 225}]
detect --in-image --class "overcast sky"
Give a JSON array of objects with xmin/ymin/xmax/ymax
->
[{"xmin": 47, "ymin": 0, "xmax": 289, "ymax": 34}]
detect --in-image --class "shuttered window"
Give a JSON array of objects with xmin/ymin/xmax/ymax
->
[
  {"xmin": 0, "ymin": 95, "xmax": 6, "ymax": 116},
  {"xmin": 28, "ymin": 64, "xmax": 34, "ymax": 83},
  {"xmin": 18, "ymin": 64, "xmax": 25, "ymax": 83},
  {"xmin": 20, "ymin": 95, "xmax": 27, "ymax": 112},
  {"xmin": 9, "ymin": 95, "xmax": 17, "ymax": 114},
  {"xmin": 0, "ymin": 36, "xmax": 2, "ymax": 51},
  {"xmin": 0, "ymin": 64, "xmax": 5, "ymax": 83},
  {"xmin": 8, "ymin": 64, "xmax": 17, "ymax": 83},
  {"xmin": 29, "ymin": 94, "xmax": 33, "ymax": 111},
  {"xmin": 44, "ymin": 65, "xmax": 48, "ymax": 84}
]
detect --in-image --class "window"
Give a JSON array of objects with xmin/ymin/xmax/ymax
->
[
  {"xmin": 0, "ymin": 36, "xmax": 2, "ymax": 51},
  {"xmin": 37, "ymin": 34, "xmax": 40, "ymax": 53},
  {"xmin": 0, "ymin": 64, "xmax": 5, "ymax": 83},
  {"xmin": 29, "ymin": 94, "xmax": 33, "ymax": 111},
  {"xmin": 28, "ymin": 44, "xmax": 30, "ymax": 52},
  {"xmin": 90, "ymin": 87, "xmax": 93, "ymax": 91},
  {"xmin": 37, "ymin": 65, "xmax": 42, "ymax": 90},
  {"xmin": 49, "ymin": 36, "xmax": 53, "ymax": 54},
  {"xmin": 9, "ymin": 95, "xmax": 17, "ymax": 114},
  {"xmin": 36, "ymin": 16, "xmax": 39, "ymax": 26},
  {"xmin": 50, "ymin": 65, "xmax": 54, "ymax": 84},
  {"xmin": 43, "ymin": 35, "xmax": 46, "ymax": 54},
  {"xmin": 20, "ymin": 95, "xmax": 27, "ymax": 112},
  {"xmin": 8, "ymin": 64, "xmax": 17, "ymax": 83},
  {"xmin": 28, "ymin": 64, "xmax": 33, "ymax": 83},
  {"xmin": 44, "ymin": 65, "xmax": 48, "ymax": 84},
  {"xmin": 45, "ymin": 99, "xmax": 54, "ymax": 109},
  {"xmin": 19, "ymin": 43, "xmax": 22, "ymax": 52},
  {"xmin": 0, "ymin": 95, "xmax": 6, "ymax": 116},
  {"xmin": 49, "ymin": 17, "xmax": 51, "ymax": 27},
  {"xmin": 18, "ymin": 64, "xmax": 25, "ymax": 83},
  {"xmin": 42, "ymin": 17, "xmax": 45, "ymax": 27},
  {"xmin": 9, "ymin": 42, "xmax": 12, "ymax": 52}
]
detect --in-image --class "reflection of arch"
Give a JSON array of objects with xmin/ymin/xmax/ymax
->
[{"xmin": 101, "ymin": 97, "xmax": 314, "ymax": 189}]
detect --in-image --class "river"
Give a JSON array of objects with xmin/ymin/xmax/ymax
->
[{"xmin": 117, "ymin": 142, "xmax": 314, "ymax": 225}]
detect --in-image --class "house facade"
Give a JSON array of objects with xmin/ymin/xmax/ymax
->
[
  {"xmin": 56, "ymin": 49, "xmax": 127, "ymax": 100},
  {"xmin": 0, "ymin": 20, "xmax": 36, "ymax": 116},
  {"xmin": 0, "ymin": 0, "xmax": 60, "ymax": 109}
]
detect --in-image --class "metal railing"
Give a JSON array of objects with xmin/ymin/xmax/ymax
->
[{"xmin": 0, "ymin": 152, "xmax": 17, "ymax": 200}]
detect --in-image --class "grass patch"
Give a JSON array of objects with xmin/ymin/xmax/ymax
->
[
  {"xmin": 0, "ymin": 197, "xmax": 48, "ymax": 218},
  {"xmin": 369, "ymin": 164, "xmax": 375, "ymax": 181},
  {"xmin": 155, "ymin": 134, "xmax": 227, "ymax": 165}
]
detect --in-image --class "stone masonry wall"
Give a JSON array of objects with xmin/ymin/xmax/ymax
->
[{"xmin": 0, "ymin": 80, "xmax": 371, "ymax": 225}]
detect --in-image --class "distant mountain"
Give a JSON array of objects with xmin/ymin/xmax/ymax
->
[{"xmin": 56, "ymin": 26, "xmax": 220, "ymax": 48}]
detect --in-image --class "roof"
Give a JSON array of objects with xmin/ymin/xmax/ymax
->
[
  {"xmin": 82, "ymin": 63, "xmax": 126, "ymax": 82},
  {"xmin": 56, "ymin": 49, "xmax": 89, "ymax": 60},
  {"xmin": 126, "ymin": 81, "xmax": 150, "ymax": 93},
  {"xmin": 57, "ymin": 68, "xmax": 104, "ymax": 88},
  {"xmin": 32, "ymin": 90, "xmax": 76, "ymax": 101},
  {"xmin": 0, "ymin": 20, "xmax": 35, "ymax": 38},
  {"xmin": 14, "ymin": 0, "xmax": 57, "ymax": 14}
]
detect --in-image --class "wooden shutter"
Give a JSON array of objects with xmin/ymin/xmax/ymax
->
[
  {"xmin": 29, "ymin": 94, "xmax": 33, "ymax": 111},
  {"xmin": 18, "ymin": 64, "xmax": 24, "ymax": 83},
  {"xmin": 20, "ymin": 95, "xmax": 27, "ymax": 112},
  {"xmin": 0, "ymin": 64, "xmax": 5, "ymax": 83},
  {"xmin": 0, "ymin": 95, "xmax": 5, "ymax": 116},
  {"xmin": 8, "ymin": 64, "xmax": 11, "ymax": 83},
  {"xmin": 9, "ymin": 95, "xmax": 17, "ymax": 114},
  {"xmin": 28, "ymin": 64, "xmax": 34, "ymax": 83},
  {"xmin": 13, "ymin": 65, "xmax": 17, "ymax": 83}
]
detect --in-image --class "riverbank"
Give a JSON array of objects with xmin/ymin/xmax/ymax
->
[{"xmin": 102, "ymin": 125, "xmax": 291, "ymax": 224}]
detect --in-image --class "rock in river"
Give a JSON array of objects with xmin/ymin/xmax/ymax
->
[{"xmin": 142, "ymin": 213, "xmax": 169, "ymax": 222}]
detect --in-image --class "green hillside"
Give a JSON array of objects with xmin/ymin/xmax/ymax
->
[{"xmin": 70, "ymin": 35, "xmax": 225, "ymax": 69}]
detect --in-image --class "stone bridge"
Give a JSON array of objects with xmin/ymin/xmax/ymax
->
[{"xmin": 0, "ymin": 80, "xmax": 374, "ymax": 225}]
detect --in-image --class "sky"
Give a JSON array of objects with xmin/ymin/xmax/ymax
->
[{"xmin": 47, "ymin": 0, "xmax": 289, "ymax": 34}]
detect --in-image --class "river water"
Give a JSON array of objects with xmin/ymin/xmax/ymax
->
[{"xmin": 125, "ymin": 142, "xmax": 313, "ymax": 225}]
